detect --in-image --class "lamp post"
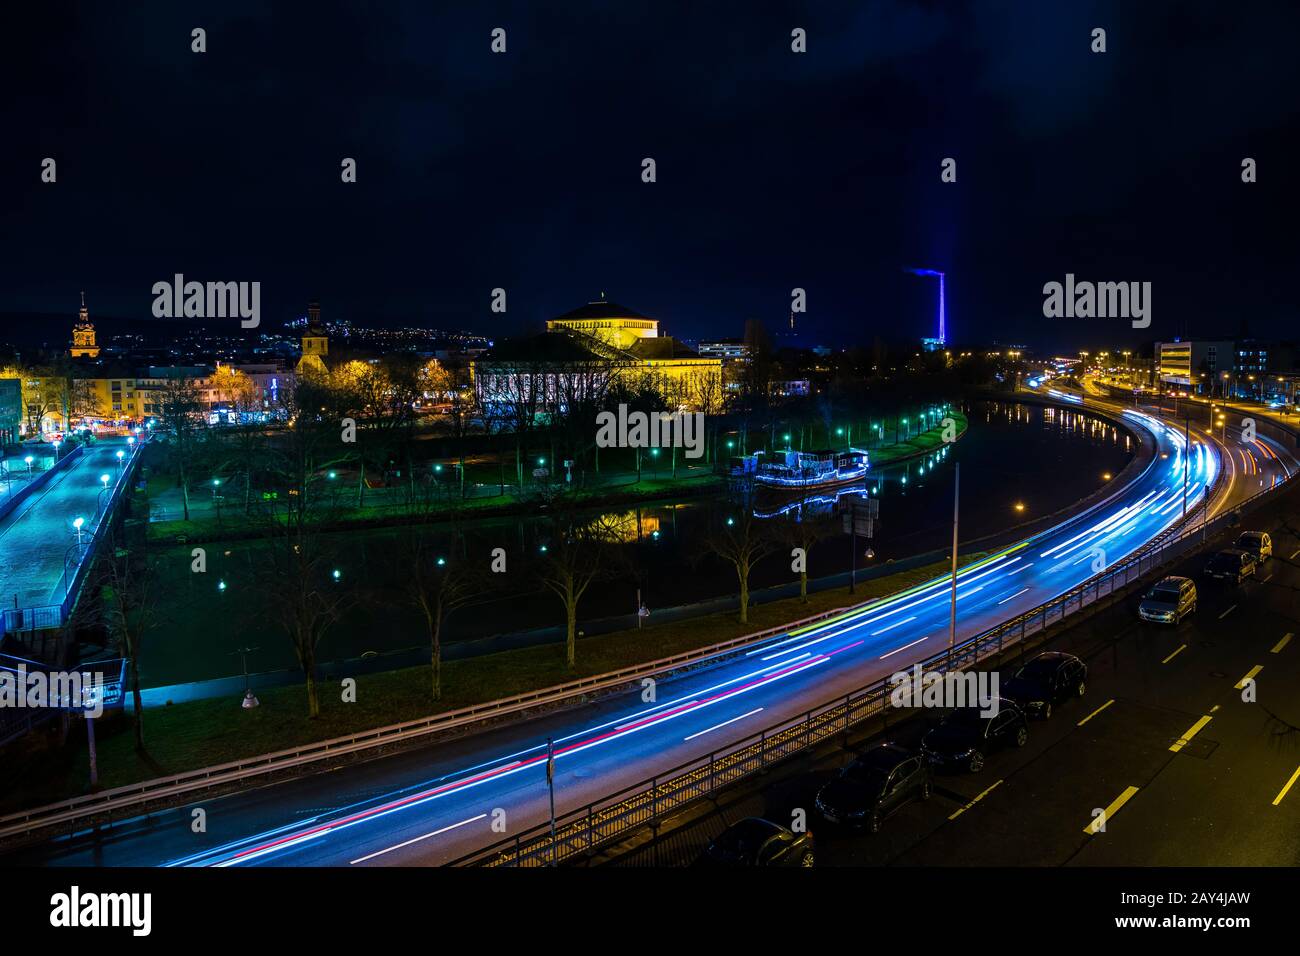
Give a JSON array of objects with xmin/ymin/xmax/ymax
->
[
  {"xmin": 73, "ymin": 516, "xmax": 85, "ymax": 547},
  {"xmin": 946, "ymin": 463, "xmax": 960, "ymax": 667}
]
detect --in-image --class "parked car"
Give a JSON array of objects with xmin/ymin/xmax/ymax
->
[
  {"xmin": 1203, "ymin": 549, "xmax": 1258, "ymax": 585},
  {"xmin": 1138, "ymin": 575, "xmax": 1197, "ymax": 624},
  {"xmin": 814, "ymin": 743, "xmax": 932, "ymax": 832},
  {"xmin": 921, "ymin": 699, "xmax": 1028, "ymax": 773},
  {"xmin": 1234, "ymin": 531, "xmax": 1273, "ymax": 563},
  {"xmin": 1002, "ymin": 652, "xmax": 1087, "ymax": 720},
  {"xmin": 694, "ymin": 817, "xmax": 815, "ymax": 867}
]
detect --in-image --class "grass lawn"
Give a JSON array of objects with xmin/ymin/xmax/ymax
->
[{"xmin": 4, "ymin": 550, "xmax": 984, "ymax": 814}]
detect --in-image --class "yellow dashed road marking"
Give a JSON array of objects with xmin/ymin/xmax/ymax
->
[
  {"xmin": 1084, "ymin": 785, "xmax": 1140, "ymax": 834},
  {"xmin": 948, "ymin": 779, "xmax": 1003, "ymax": 821},
  {"xmin": 1273, "ymin": 767, "xmax": 1300, "ymax": 807},
  {"xmin": 1235, "ymin": 665, "xmax": 1263, "ymax": 690},
  {"xmin": 1170, "ymin": 715, "xmax": 1213, "ymax": 753},
  {"xmin": 1077, "ymin": 699, "xmax": 1115, "ymax": 727}
]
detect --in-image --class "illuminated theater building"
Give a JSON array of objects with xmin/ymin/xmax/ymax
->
[{"xmin": 474, "ymin": 299, "xmax": 722, "ymax": 419}]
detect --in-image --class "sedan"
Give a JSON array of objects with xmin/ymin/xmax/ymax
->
[
  {"xmin": 1235, "ymin": 531, "xmax": 1273, "ymax": 563},
  {"xmin": 815, "ymin": 743, "xmax": 932, "ymax": 833},
  {"xmin": 694, "ymin": 817, "xmax": 815, "ymax": 867},
  {"xmin": 921, "ymin": 699, "xmax": 1028, "ymax": 773},
  {"xmin": 1002, "ymin": 652, "xmax": 1087, "ymax": 720}
]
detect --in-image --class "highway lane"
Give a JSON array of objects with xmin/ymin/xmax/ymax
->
[{"xmin": 14, "ymin": 404, "xmax": 1298, "ymax": 867}]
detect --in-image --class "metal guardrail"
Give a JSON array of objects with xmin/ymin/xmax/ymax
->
[
  {"xmin": 449, "ymin": 468, "xmax": 1294, "ymax": 866},
  {"xmin": 0, "ymin": 603, "xmax": 867, "ymax": 842}
]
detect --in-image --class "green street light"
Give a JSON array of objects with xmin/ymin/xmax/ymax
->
[{"xmin": 332, "ymin": 569, "xmax": 342, "ymax": 581}]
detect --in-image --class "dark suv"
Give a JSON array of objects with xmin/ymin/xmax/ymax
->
[
  {"xmin": 815, "ymin": 743, "xmax": 932, "ymax": 832},
  {"xmin": 921, "ymin": 699, "xmax": 1028, "ymax": 773}
]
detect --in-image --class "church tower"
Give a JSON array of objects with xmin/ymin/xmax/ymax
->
[
  {"xmin": 297, "ymin": 300, "xmax": 330, "ymax": 374},
  {"xmin": 70, "ymin": 291, "xmax": 100, "ymax": 358}
]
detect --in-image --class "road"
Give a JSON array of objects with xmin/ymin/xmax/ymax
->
[
  {"xmin": 616, "ymin": 483, "xmax": 1300, "ymax": 867},
  {"xmin": 9, "ymin": 402, "xmax": 1298, "ymax": 867},
  {"xmin": 0, "ymin": 438, "xmax": 135, "ymax": 611}
]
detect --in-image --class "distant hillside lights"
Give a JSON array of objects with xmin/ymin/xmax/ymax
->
[{"xmin": 151, "ymin": 274, "xmax": 260, "ymax": 328}]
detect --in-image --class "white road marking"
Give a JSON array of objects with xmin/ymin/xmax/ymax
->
[
  {"xmin": 350, "ymin": 813, "xmax": 488, "ymax": 864},
  {"xmin": 997, "ymin": 587, "xmax": 1030, "ymax": 606},
  {"xmin": 683, "ymin": 707, "xmax": 764, "ymax": 742},
  {"xmin": 871, "ymin": 616, "xmax": 916, "ymax": 637},
  {"xmin": 880, "ymin": 635, "xmax": 929, "ymax": 660}
]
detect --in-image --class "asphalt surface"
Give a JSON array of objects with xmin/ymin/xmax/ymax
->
[
  {"xmin": 611, "ymin": 485, "xmax": 1300, "ymax": 867},
  {"xmin": 6, "ymin": 404, "xmax": 1297, "ymax": 867}
]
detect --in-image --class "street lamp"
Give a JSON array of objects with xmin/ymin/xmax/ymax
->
[
  {"xmin": 116, "ymin": 449, "xmax": 125, "ymax": 468},
  {"xmin": 73, "ymin": 516, "xmax": 85, "ymax": 546},
  {"xmin": 24, "ymin": 455, "xmax": 33, "ymax": 477}
]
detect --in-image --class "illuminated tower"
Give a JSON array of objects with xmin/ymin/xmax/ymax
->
[
  {"xmin": 297, "ymin": 300, "xmax": 330, "ymax": 374},
  {"xmin": 938, "ymin": 273, "xmax": 946, "ymax": 345},
  {"xmin": 70, "ymin": 291, "xmax": 100, "ymax": 358},
  {"xmin": 907, "ymin": 268, "xmax": 946, "ymax": 349}
]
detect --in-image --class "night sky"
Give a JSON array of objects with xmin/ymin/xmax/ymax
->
[{"xmin": 3, "ymin": 1, "xmax": 1298, "ymax": 352}]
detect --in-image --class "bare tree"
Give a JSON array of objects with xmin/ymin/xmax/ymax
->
[
  {"xmin": 261, "ymin": 520, "xmax": 355, "ymax": 718},
  {"xmin": 156, "ymin": 376, "xmax": 204, "ymax": 520},
  {"xmin": 97, "ymin": 527, "xmax": 157, "ymax": 750},
  {"xmin": 535, "ymin": 504, "xmax": 623, "ymax": 669},
  {"xmin": 703, "ymin": 476, "xmax": 777, "ymax": 623},
  {"xmin": 401, "ymin": 522, "xmax": 487, "ymax": 701},
  {"xmin": 772, "ymin": 489, "xmax": 837, "ymax": 603}
]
